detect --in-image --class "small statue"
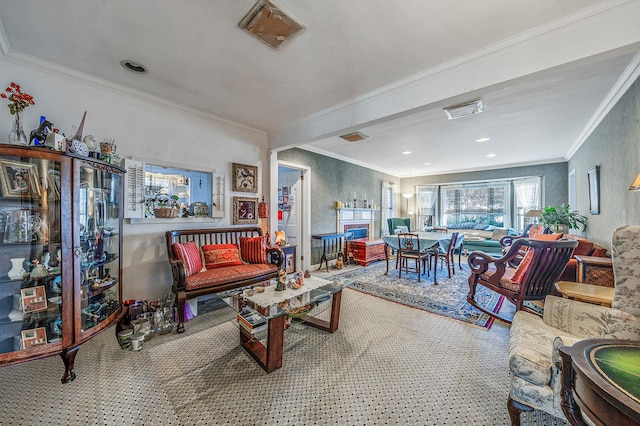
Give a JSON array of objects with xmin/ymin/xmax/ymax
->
[
  {"xmin": 30, "ymin": 119, "xmax": 54, "ymax": 145},
  {"xmin": 275, "ymin": 268, "xmax": 286, "ymax": 291}
]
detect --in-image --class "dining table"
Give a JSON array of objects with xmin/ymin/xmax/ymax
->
[{"xmin": 382, "ymin": 232, "xmax": 453, "ymax": 285}]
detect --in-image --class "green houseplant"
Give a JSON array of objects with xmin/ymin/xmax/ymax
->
[{"xmin": 539, "ymin": 204, "xmax": 588, "ymax": 233}]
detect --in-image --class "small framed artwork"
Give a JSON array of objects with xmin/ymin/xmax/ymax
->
[
  {"xmin": 0, "ymin": 160, "xmax": 42, "ymax": 199},
  {"xmin": 233, "ymin": 196, "xmax": 258, "ymax": 224},
  {"xmin": 232, "ymin": 163, "xmax": 258, "ymax": 192},
  {"xmin": 21, "ymin": 327, "xmax": 47, "ymax": 348},
  {"xmin": 21, "ymin": 285, "xmax": 47, "ymax": 313},
  {"xmin": 587, "ymin": 165, "xmax": 600, "ymax": 215}
]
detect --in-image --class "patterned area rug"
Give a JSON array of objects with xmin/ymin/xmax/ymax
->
[{"xmin": 333, "ymin": 260, "xmax": 505, "ymax": 329}]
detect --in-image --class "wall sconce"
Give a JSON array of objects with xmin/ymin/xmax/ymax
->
[{"xmin": 629, "ymin": 174, "xmax": 640, "ymax": 191}]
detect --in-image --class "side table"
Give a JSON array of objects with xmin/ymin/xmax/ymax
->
[
  {"xmin": 574, "ymin": 255, "xmax": 614, "ymax": 287},
  {"xmin": 555, "ymin": 281, "xmax": 614, "ymax": 307},
  {"xmin": 311, "ymin": 232, "xmax": 350, "ymax": 272},
  {"xmin": 560, "ymin": 339, "xmax": 640, "ymax": 425}
]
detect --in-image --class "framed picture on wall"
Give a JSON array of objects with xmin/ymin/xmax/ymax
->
[
  {"xmin": 232, "ymin": 163, "xmax": 258, "ymax": 192},
  {"xmin": 587, "ymin": 165, "xmax": 600, "ymax": 215},
  {"xmin": 232, "ymin": 196, "xmax": 258, "ymax": 224}
]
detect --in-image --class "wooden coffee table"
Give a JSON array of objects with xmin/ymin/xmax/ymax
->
[
  {"xmin": 225, "ymin": 276, "xmax": 346, "ymax": 373},
  {"xmin": 554, "ymin": 281, "xmax": 614, "ymax": 307}
]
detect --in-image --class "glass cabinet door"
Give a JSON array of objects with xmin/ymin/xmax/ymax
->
[
  {"xmin": 0, "ymin": 154, "xmax": 63, "ymax": 354},
  {"xmin": 77, "ymin": 163, "xmax": 121, "ymax": 333}
]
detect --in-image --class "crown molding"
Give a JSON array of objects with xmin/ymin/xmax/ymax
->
[
  {"xmin": 297, "ymin": 145, "xmax": 401, "ymax": 178},
  {"xmin": 565, "ymin": 50, "xmax": 640, "ymax": 159},
  {"xmin": 269, "ymin": 0, "xmax": 640, "ymax": 149},
  {"xmin": 0, "ymin": 51, "xmax": 266, "ymax": 137}
]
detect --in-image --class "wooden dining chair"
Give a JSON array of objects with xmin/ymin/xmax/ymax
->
[
  {"xmin": 428, "ymin": 232, "xmax": 459, "ymax": 278},
  {"xmin": 397, "ymin": 233, "xmax": 430, "ymax": 282}
]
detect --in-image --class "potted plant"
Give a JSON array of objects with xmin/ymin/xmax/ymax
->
[{"xmin": 539, "ymin": 204, "xmax": 587, "ymax": 234}]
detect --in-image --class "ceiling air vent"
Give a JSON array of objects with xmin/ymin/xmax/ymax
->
[
  {"xmin": 339, "ymin": 131, "xmax": 369, "ymax": 142},
  {"xmin": 239, "ymin": 0, "xmax": 304, "ymax": 50},
  {"xmin": 443, "ymin": 99, "xmax": 484, "ymax": 120}
]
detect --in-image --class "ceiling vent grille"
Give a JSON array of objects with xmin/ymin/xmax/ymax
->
[
  {"xmin": 239, "ymin": 0, "xmax": 304, "ymax": 50},
  {"xmin": 339, "ymin": 131, "xmax": 369, "ymax": 142},
  {"xmin": 443, "ymin": 99, "xmax": 484, "ymax": 120}
]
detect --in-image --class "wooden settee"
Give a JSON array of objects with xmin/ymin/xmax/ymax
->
[{"xmin": 165, "ymin": 227, "xmax": 283, "ymax": 332}]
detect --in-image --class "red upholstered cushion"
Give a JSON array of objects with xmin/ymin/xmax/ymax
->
[
  {"xmin": 511, "ymin": 250, "xmax": 533, "ymax": 284},
  {"xmin": 533, "ymin": 233, "xmax": 563, "ymax": 241},
  {"xmin": 201, "ymin": 244, "xmax": 243, "ymax": 269},
  {"xmin": 172, "ymin": 241, "xmax": 203, "ymax": 277},
  {"xmin": 590, "ymin": 245, "xmax": 608, "ymax": 257},
  {"xmin": 528, "ymin": 225, "xmax": 544, "ymax": 238},
  {"xmin": 185, "ymin": 263, "xmax": 277, "ymax": 291},
  {"xmin": 239, "ymin": 236, "xmax": 267, "ymax": 264}
]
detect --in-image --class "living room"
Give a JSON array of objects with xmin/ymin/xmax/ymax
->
[{"xmin": 0, "ymin": 1, "xmax": 639, "ymax": 425}]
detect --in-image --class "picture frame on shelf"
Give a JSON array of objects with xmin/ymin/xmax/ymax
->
[
  {"xmin": 21, "ymin": 285, "xmax": 47, "ymax": 314},
  {"xmin": 587, "ymin": 165, "xmax": 600, "ymax": 215},
  {"xmin": 47, "ymin": 169, "xmax": 61, "ymax": 200},
  {"xmin": 232, "ymin": 196, "xmax": 258, "ymax": 224},
  {"xmin": 0, "ymin": 160, "xmax": 42, "ymax": 199},
  {"xmin": 21, "ymin": 327, "xmax": 47, "ymax": 349},
  {"xmin": 232, "ymin": 163, "xmax": 258, "ymax": 192}
]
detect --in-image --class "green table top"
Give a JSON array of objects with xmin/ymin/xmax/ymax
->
[{"xmin": 589, "ymin": 343, "xmax": 640, "ymax": 404}]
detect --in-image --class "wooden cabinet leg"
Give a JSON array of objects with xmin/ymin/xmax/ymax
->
[{"xmin": 60, "ymin": 347, "xmax": 80, "ymax": 384}]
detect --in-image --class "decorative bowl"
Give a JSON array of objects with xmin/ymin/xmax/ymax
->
[{"xmin": 287, "ymin": 303, "xmax": 314, "ymax": 319}]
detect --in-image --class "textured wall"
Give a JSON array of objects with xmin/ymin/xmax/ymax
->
[
  {"xmin": 568, "ymin": 76, "xmax": 640, "ymax": 249},
  {"xmin": 277, "ymin": 148, "xmax": 397, "ymax": 263}
]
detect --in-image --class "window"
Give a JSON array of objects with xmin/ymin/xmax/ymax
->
[
  {"xmin": 381, "ymin": 183, "xmax": 395, "ymax": 234},
  {"xmin": 412, "ymin": 177, "xmax": 542, "ymax": 232},
  {"xmin": 441, "ymin": 181, "xmax": 510, "ymax": 228}
]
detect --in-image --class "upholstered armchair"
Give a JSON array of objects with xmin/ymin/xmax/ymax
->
[
  {"xmin": 387, "ymin": 217, "xmax": 410, "ymax": 234},
  {"xmin": 507, "ymin": 225, "xmax": 640, "ymax": 425}
]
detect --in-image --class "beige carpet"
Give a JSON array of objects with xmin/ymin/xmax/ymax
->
[{"xmin": 0, "ymin": 288, "xmax": 567, "ymax": 425}]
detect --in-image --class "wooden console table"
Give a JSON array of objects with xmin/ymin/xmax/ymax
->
[
  {"xmin": 560, "ymin": 339, "xmax": 640, "ymax": 425},
  {"xmin": 312, "ymin": 232, "xmax": 350, "ymax": 272},
  {"xmin": 575, "ymin": 255, "xmax": 614, "ymax": 287}
]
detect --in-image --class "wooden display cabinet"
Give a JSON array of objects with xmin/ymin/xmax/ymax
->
[{"xmin": 0, "ymin": 145, "xmax": 124, "ymax": 383}]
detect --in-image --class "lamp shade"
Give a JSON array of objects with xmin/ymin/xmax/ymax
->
[
  {"xmin": 401, "ymin": 193, "xmax": 414, "ymax": 199},
  {"xmin": 525, "ymin": 209, "xmax": 542, "ymax": 217},
  {"xmin": 629, "ymin": 174, "xmax": 640, "ymax": 191}
]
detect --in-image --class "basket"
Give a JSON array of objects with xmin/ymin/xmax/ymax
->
[{"xmin": 154, "ymin": 208, "xmax": 178, "ymax": 218}]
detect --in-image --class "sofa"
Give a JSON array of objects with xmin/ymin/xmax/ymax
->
[
  {"xmin": 557, "ymin": 233, "xmax": 608, "ymax": 282},
  {"xmin": 446, "ymin": 223, "xmax": 518, "ymax": 254},
  {"xmin": 506, "ymin": 225, "xmax": 640, "ymax": 425},
  {"xmin": 165, "ymin": 227, "xmax": 283, "ymax": 332}
]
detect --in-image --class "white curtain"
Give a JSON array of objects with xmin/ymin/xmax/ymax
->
[
  {"xmin": 416, "ymin": 185, "xmax": 438, "ymax": 230},
  {"xmin": 380, "ymin": 182, "xmax": 395, "ymax": 235}
]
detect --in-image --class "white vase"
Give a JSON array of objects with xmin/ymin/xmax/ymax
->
[
  {"xmin": 7, "ymin": 258, "xmax": 26, "ymax": 280},
  {"xmin": 7, "ymin": 294, "xmax": 23, "ymax": 322}
]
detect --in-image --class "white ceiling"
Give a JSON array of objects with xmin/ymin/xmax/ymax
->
[{"xmin": 1, "ymin": 0, "xmax": 639, "ymax": 177}]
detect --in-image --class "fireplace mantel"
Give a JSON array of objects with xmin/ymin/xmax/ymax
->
[{"xmin": 336, "ymin": 208, "xmax": 379, "ymax": 240}]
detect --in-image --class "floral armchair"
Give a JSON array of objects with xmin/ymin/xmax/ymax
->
[{"xmin": 507, "ymin": 225, "xmax": 640, "ymax": 425}]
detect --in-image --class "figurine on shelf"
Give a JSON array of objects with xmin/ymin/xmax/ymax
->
[{"xmin": 30, "ymin": 259, "xmax": 48, "ymax": 279}]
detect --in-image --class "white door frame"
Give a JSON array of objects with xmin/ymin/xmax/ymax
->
[{"xmin": 270, "ymin": 152, "xmax": 311, "ymax": 272}]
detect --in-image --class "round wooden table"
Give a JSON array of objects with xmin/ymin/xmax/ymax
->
[{"xmin": 560, "ymin": 339, "xmax": 640, "ymax": 425}]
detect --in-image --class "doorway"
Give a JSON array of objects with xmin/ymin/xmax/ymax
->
[{"xmin": 271, "ymin": 158, "xmax": 311, "ymax": 272}]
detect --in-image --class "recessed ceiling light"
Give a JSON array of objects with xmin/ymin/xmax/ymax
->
[
  {"xmin": 486, "ymin": 153, "xmax": 496, "ymax": 158},
  {"xmin": 424, "ymin": 162, "xmax": 431, "ymax": 166},
  {"xmin": 476, "ymin": 137, "xmax": 491, "ymax": 143},
  {"xmin": 120, "ymin": 60, "xmax": 148, "ymax": 74},
  {"xmin": 402, "ymin": 151, "xmax": 412, "ymax": 155}
]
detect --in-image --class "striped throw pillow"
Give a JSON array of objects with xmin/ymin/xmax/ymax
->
[
  {"xmin": 201, "ymin": 244, "xmax": 243, "ymax": 269},
  {"xmin": 172, "ymin": 241, "xmax": 203, "ymax": 277},
  {"xmin": 239, "ymin": 236, "xmax": 267, "ymax": 264}
]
